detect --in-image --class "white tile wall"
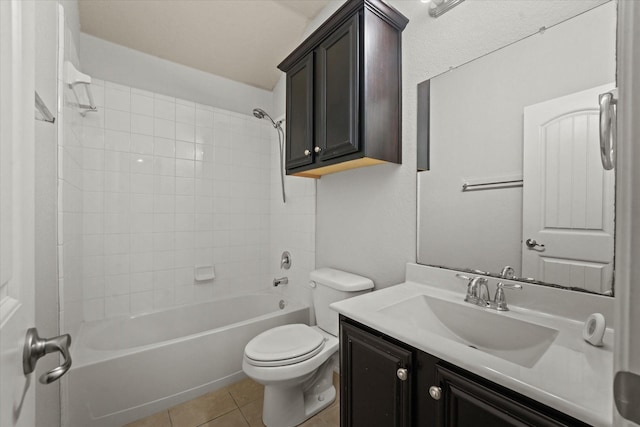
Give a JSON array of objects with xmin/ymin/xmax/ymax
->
[
  {"xmin": 72, "ymin": 80, "xmax": 274, "ymax": 320},
  {"xmin": 58, "ymin": 37, "xmax": 85, "ymax": 337}
]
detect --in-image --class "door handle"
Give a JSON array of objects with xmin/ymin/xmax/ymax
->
[
  {"xmin": 23, "ymin": 328, "xmax": 72, "ymax": 384},
  {"xmin": 599, "ymin": 90, "xmax": 617, "ymax": 170},
  {"xmin": 525, "ymin": 239, "xmax": 545, "ymax": 249}
]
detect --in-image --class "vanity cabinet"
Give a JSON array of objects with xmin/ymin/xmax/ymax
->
[
  {"xmin": 278, "ymin": 0, "xmax": 408, "ymax": 178},
  {"xmin": 340, "ymin": 320, "xmax": 413, "ymax": 427},
  {"xmin": 340, "ymin": 316, "xmax": 592, "ymax": 427}
]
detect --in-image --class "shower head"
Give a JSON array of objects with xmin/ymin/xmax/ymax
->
[
  {"xmin": 252, "ymin": 108, "xmax": 278, "ymax": 128},
  {"xmin": 252, "ymin": 108, "xmax": 266, "ymax": 120}
]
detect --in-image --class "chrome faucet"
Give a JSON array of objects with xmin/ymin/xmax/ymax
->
[
  {"xmin": 500, "ymin": 266, "xmax": 516, "ymax": 279},
  {"xmin": 456, "ymin": 274, "xmax": 522, "ymax": 311},
  {"xmin": 273, "ymin": 277, "xmax": 288, "ymax": 287},
  {"xmin": 456, "ymin": 274, "xmax": 489, "ymax": 307},
  {"xmin": 468, "ymin": 277, "xmax": 490, "ymax": 307}
]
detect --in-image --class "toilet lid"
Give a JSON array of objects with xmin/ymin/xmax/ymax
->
[{"xmin": 245, "ymin": 324, "xmax": 325, "ymax": 367}]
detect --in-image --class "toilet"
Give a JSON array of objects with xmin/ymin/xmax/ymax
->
[{"xmin": 242, "ymin": 268, "xmax": 373, "ymax": 427}]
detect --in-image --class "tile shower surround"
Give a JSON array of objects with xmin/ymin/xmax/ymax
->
[{"xmin": 72, "ymin": 80, "xmax": 273, "ymax": 322}]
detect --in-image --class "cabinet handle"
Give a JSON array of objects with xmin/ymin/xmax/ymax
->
[
  {"xmin": 304, "ymin": 149, "xmax": 311, "ymax": 156},
  {"xmin": 429, "ymin": 386, "xmax": 442, "ymax": 400},
  {"xmin": 314, "ymin": 146, "xmax": 322, "ymax": 153},
  {"xmin": 397, "ymin": 368, "xmax": 408, "ymax": 381}
]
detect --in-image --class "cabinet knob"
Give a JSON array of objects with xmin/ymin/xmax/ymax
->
[
  {"xmin": 429, "ymin": 386, "xmax": 442, "ymax": 400},
  {"xmin": 397, "ymin": 368, "xmax": 408, "ymax": 381},
  {"xmin": 304, "ymin": 149, "xmax": 311, "ymax": 156},
  {"xmin": 314, "ymin": 146, "xmax": 322, "ymax": 153}
]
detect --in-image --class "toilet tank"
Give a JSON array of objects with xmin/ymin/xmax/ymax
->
[{"xmin": 310, "ymin": 268, "xmax": 374, "ymax": 336}]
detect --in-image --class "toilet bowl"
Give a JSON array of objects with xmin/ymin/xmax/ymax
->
[{"xmin": 242, "ymin": 268, "xmax": 373, "ymax": 427}]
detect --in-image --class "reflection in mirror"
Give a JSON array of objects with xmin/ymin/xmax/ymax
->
[{"xmin": 417, "ymin": 2, "xmax": 616, "ymax": 295}]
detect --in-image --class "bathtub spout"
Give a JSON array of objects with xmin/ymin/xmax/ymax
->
[{"xmin": 273, "ymin": 277, "xmax": 288, "ymax": 287}]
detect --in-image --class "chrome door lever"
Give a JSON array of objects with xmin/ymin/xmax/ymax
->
[
  {"xmin": 525, "ymin": 238, "xmax": 545, "ymax": 249},
  {"xmin": 23, "ymin": 328, "xmax": 72, "ymax": 384}
]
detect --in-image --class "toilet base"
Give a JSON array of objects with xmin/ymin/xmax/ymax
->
[
  {"xmin": 261, "ymin": 355, "xmax": 337, "ymax": 427},
  {"xmin": 263, "ymin": 383, "xmax": 336, "ymax": 427}
]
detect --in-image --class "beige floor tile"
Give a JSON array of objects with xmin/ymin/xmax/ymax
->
[
  {"xmin": 299, "ymin": 416, "xmax": 332, "ymax": 427},
  {"xmin": 239, "ymin": 399, "xmax": 265, "ymax": 427},
  {"xmin": 200, "ymin": 409, "xmax": 249, "ymax": 427},
  {"xmin": 122, "ymin": 410, "xmax": 172, "ymax": 427},
  {"xmin": 331, "ymin": 373, "xmax": 340, "ymax": 409},
  {"xmin": 169, "ymin": 388, "xmax": 237, "ymax": 427},
  {"xmin": 318, "ymin": 404, "xmax": 340, "ymax": 426},
  {"xmin": 227, "ymin": 378, "xmax": 264, "ymax": 407}
]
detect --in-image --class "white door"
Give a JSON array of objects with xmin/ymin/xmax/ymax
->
[
  {"xmin": 522, "ymin": 83, "xmax": 615, "ymax": 293},
  {"xmin": 0, "ymin": 1, "xmax": 37, "ymax": 426}
]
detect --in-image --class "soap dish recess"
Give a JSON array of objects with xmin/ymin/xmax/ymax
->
[{"xmin": 195, "ymin": 265, "xmax": 215, "ymax": 282}]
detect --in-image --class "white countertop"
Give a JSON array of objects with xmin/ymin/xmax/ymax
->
[{"xmin": 330, "ymin": 264, "xmax": 613, "ymax": 427}]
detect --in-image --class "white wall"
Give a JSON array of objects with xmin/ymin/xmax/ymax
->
[
  {"xmin": 418, "ymin": 3, "xmax": 616, "ymax": 276},
  {"xmin": 79, "ymin": 33, "xmax": 272, "ymax": 117},
  {"xmin": 77, "ymin": 79, "xmax": 273, "ymax": 321}
]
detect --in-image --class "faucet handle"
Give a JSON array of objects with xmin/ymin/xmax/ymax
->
[
  {"xmin": 493, "ymin": 282, "xmax": 523, "ymax": 311},
  {"xmin": 497, "ymin": 282, "xmax": 523, "ymax": 291}
]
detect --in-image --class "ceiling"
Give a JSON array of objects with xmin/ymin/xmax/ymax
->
[{"xmin": 78, "ymin": 0, "xmax": 333, "ymax": 91}]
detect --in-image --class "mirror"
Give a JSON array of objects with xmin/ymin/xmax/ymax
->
[{"xmin": 417, "ymin": 2, "xmax": 616, "ymax": 295}]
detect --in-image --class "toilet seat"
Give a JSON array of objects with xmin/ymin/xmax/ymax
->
[{"xmin": 245, "ymin": 324, "xmax": 326, "ymax": 367}]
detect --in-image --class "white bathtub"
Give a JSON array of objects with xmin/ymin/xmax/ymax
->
[{"xmin": 66, "ymin": 292, "xmax": 309, "ymax": 427}]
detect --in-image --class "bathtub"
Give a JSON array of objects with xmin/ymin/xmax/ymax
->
[{"xmin": 66, "ymin": 292, "xmax": 309, "ymax": 427}]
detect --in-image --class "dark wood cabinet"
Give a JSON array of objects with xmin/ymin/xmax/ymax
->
[
  {"xmin": 285, "ymin": 54, "xmax": 314, "ymax": 170},
  {"xmin": 340, "ymin": 320, "xmax": 412, "ymax": 427},
  {"xmin": 316, "ymin": 14, "xmax": 360, "ymax": 163},
  {"xmin": 340, "ymin": 316, "xmax": 592, "ymax": 427},
  {"xmin": 278, "ymin": 0, "xmax": 408, "ymax": 178}
]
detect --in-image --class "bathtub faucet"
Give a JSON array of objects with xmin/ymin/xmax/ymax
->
[{"xmin": 273, "ymin": 277, "xmax": 289, "ymax": 287}]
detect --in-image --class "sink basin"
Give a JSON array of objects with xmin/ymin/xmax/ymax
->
[{"xmin": 378, "ymin": 295, "xmax": 558, "ymax": 368}]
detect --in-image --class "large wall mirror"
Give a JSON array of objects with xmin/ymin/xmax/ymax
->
[{"xmin": 417, "ymin": 2, "xmax": 616, "ymax": 295}]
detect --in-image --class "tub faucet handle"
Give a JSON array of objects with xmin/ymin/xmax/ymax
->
[
  {"xmin": 280, "ymin": 251, "xmax": 291, "ymax": 270},
  {"xmin": 273, "ymin": 277, "xmax": 288, "ymax": 287}
]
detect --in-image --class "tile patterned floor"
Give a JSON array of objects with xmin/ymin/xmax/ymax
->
[{"xmin": 123, "ymin": 374, "xmax": 340, "ymax": 427}]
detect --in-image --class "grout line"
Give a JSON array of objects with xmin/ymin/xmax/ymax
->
[{"xmin": 238, "ymin": 406, "xmax": 252, "ymax": 427}]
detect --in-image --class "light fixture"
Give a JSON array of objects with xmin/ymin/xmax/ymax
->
[{"xmin": 428, "ymin": 0, "xmax": 465, "ymax": 17}]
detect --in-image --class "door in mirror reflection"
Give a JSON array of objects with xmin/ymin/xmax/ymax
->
[{"xmin": 522, "ymin": 84, "xmax": 615, "ymax": 293}]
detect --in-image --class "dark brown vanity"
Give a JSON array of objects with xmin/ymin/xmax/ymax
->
[{"xmin": 340, "ymin": 316, "xmax": 592, "ymax": 427}]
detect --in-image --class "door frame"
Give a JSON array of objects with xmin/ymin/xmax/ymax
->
[
  {"xmin": 613, "ymin": 1, "xmax": 640, "ymax": 425},
  {"xmin": 0, "ymin": 0, "xmax": 37, "ymax": 426}
]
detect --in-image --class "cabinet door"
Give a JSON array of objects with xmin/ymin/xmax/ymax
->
[
  {"xmin": 340, "ymin": 321, "xmax": 412, "ymax": 427},
  {"xmin": 316, "ymin": 14, "xmax": 360, "ymax": 162},
  {"xmin": 285, "ymin": 54, "xmax": 314, "ymax": 170},
  {"xmin": 435, "ymin": 365, "xmax": 584, "ymax": 427}
]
